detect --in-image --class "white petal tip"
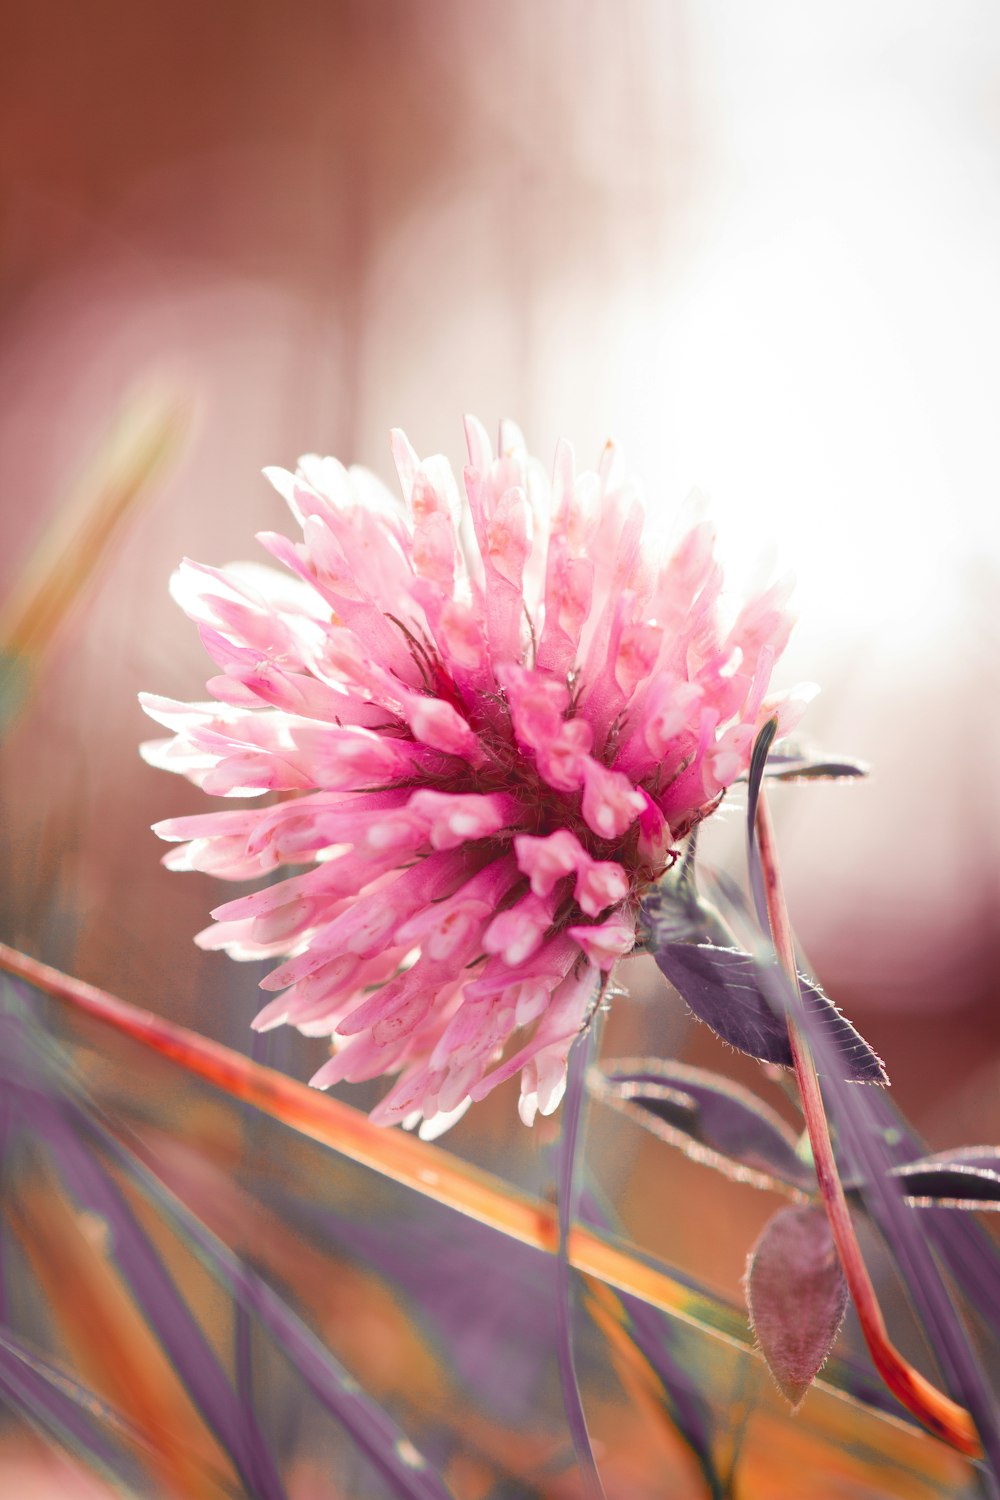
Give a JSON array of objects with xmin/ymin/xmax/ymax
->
[{"xmin": 418, "ymin": 1097, "xmax": 473, "ymax": 1141}]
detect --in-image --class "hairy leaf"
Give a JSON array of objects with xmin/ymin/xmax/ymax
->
[
  {"xmin": 652, "ymin": 942, "xmax": 887, "ymax": 1083},
  {"xmin": 592, "ymin": 1058, "xmax": 815, "ymax": 1194},
  {"xmin": 745, "ymin": 1205, "xmax": 848, "ymax": 1408}
]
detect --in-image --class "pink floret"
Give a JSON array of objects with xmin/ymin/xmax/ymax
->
[{"xmin": 142, "ymin": 417, "xmax": 807, "ymax": 1136}]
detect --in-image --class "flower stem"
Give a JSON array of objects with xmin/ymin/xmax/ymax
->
[{"xmin": 755, "ymin": 788, "xmax": 980, "ymax": 1457}]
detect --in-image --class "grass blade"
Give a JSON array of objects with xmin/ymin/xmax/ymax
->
[
  {"xmin": 555, "ymin": 1013, "xmax": 606, "ymax": 1499},
  {"xmin": 0, "ymin": 1326, "xmax": 145, "ymax": 1492}
]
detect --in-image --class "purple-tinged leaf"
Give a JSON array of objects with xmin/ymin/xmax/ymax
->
[
  {"xmin": 892, "ymin": 1149, "xmax": 1000, "ymax": 1210},
  {"xmin": 870, "ymin": 1111, "xmax": 1000, "ymax": 1342},
  {"xmin": 555, "ymin": 996, "xmax": 606, "ymax": 1500},
  {"xmin": 0, "ymin": 1327, "xmax": 145, "ymax": 1490},
  {"xmin": 26, "ymin": 1096, "xmax": 290, "ymax": 1500},
  {"xmin": 0, "ymin": 984, "xmax": 288, "ymax": 1497},
  {"xmin": 745, "ymin": 1204, "xmax": 848, "ymax": 1408},
  {"xmin": 5, "ymin": 980, "xmax": 456, "ymax": 1499},
  {"xmin": 652, "ymin": 942, "xmax": 887, "ymax": 1083},
  {"xmin": 81, "ymin": 1111, "xmax": 459, "ymax": 1500},
  {"xmin": 761, "ymin": 750, "xmax": 869, "ymax": 782},
  {"xmin": 0, "ymin": 1088, "xmax": 13, "ymax": 1327},
  {"xmin": 591, "ymin": 1057, "xmax": 815, "ymax": 1194},
  {"xmin": 653, "ymin": 941, "xmax": 787, "ymax": 1063}
]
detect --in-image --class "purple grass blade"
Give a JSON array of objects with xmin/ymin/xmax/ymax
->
[
  {"xmin": 256, "ymin": 1173, "xmax": 725, "ymax": 1496},
  {"xmin": 79, "ymin": 1113, "xmax": 459, "ymax": 1500},
  {"xmin": 0, "ymin": 1327, "xmax": 145, "ymax": 1490},
  {"xmin": 745, "ymin": 1204, "xmax": 849, "ymax": 1408},
  {"xmin": 7, "ymin": 979, "xmax": 455, "ymax": 1499},
  {"xmin": 572, "ymin": 1192, "xmax": 723, "ymax": 1498},
  {"xmin": 22, "ymin": 1092, "xmax": 290, "ymax": 1500},
  {"xmin": 555, "ymin": 1009, "xmax": 606, "ymax": 1500},
  {"xmin": 816, "ymin": 1056, "xmax": 1000, "ymax": 1492},
  {"xmin": 746, "ymin": 719, "xmax": 778, "ymax": 929},
  {"xmin": 232, "ymin": 1291, "xmax": 279, "ymax": 1497},
  {"xmin": 213, "ymin": 1269, "xmax": 458, "ymax": 1500},
  {"xmin": 609, "ymin": 1291, "xmax": 724, "ymax": 1500},
  {"xmin": 0, "ymin": 1088, "xmax": 13, "ymax": 1327},
  {"xmin": 269, "ymin": 1197, "xmax": 554, "ymax": 1425},
  {"xmin": 771, "ymin": 984, "xmax": 1000, "ymax": 1485},
  {"xmin": 2, "ymin": 982, "xmax": 286, "ymax": 1496},
  {"xmin": 592, "ymin": 1057, "xmax": 815, "ymax": 1193},
  {"xmin": 233, "ymin": 1026, "xmax": 281, "ymax": 1496},
  {"xmin": 652, "ymin": 941, "xmax": 886, "ymax": 1082}
]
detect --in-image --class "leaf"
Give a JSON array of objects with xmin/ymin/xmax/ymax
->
[
  {"xmin": 745, "ymin": 1205, "xmax": 848, "ymax": 1408},
  {"xmin": 591, "ymin": 1057, "xmax": 815, "ymax": 1194},
  {"xmin": 892, "ymin": 1149, "xmax": 1000, "ymax": 1210},
  {"xmin": 761, "ymin": 750, "xmax": 869, "ymax": 783},
  {"xmin": 651, "ymin": 942, "xmax": 887, "ymax": 1083},
  {"xmin": 653, "ymin": 943, "xmax": 788, "ymax": 1064}
]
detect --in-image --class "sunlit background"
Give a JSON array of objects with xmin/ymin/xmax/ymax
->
[{"xmin": 3, "ymin": 0, "xmax": 1000, "ymax": 1358}]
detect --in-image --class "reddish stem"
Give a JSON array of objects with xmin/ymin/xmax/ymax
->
[{"xmin": 755, "ymin": 787, "xmax": 980, "ymax": 1457}]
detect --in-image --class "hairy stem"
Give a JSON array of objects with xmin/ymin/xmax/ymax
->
[{"xmin": 755, "ymin": 788, "xmax": 980, "ymax": 1457}]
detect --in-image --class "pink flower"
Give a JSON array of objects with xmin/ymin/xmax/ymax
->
[{"xmin": 142, "ymin": 419, "xmax": 809, "ymax": 1137}]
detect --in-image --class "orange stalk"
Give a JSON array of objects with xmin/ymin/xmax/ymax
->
[
  {"xmin": 755, "ymin": 787, "xmax": 980, "ymax": 1458},
  {"xmin": 0, "ymin": 941, "xmax": 700, "ymax": 1329}
]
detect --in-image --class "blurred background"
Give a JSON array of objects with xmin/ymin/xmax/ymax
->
[{"xmin": 3, "ymin": 0, "xmax": 1000, "ymax": 1310}]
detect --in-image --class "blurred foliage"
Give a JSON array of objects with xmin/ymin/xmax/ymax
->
[
  {"xmin": 0, "ymin": 966, "xmax": 983, "ymax": 1498},
  {"xmin": 0, "ymin": 389, "xmax": 186, "ymax": 732}
]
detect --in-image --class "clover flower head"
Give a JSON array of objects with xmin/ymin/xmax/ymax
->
[{"xmin": 142, "ymin": 418, "xmax": 809, "ymax": 1137}]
